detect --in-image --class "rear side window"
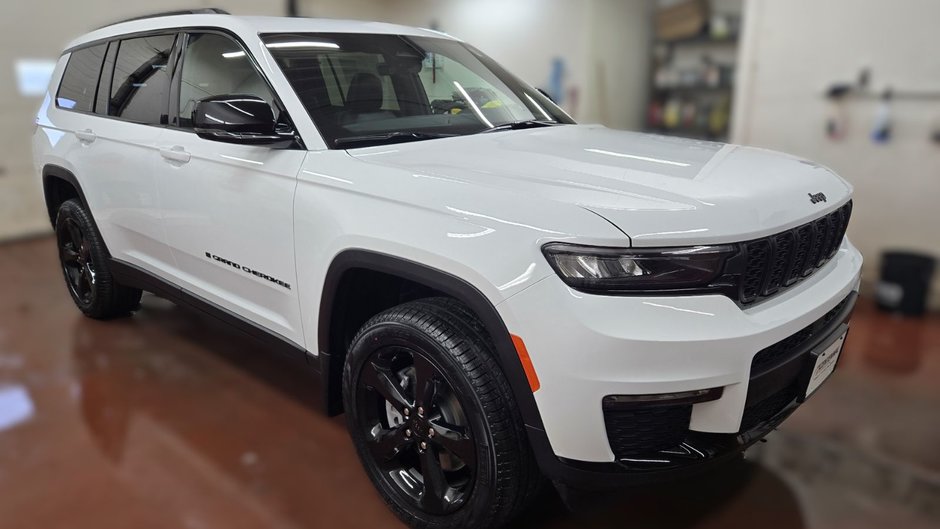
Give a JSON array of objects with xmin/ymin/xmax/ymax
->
[
  {"xmin": 109, "ymin": 34, "xmax": 176, "ymax": 124},
  {"xmin": 56, "ymin": 44, "xmax": 107, "ymax": 111}
]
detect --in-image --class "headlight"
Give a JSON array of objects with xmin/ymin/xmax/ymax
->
[{"xmin": 541, "ymin": 243, "xmax": 737, "ymax": 292}]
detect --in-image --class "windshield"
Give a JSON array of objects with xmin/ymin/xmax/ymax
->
[{"xmin": 261, "ymin": 33, "xmax": 574, "ymax": 148}]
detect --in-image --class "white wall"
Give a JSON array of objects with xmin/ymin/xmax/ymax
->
[
  {"xmin": 732, "ymin": 0, "xmax": 940, "ymax": 307},
  {"xmin": 583, "ymin": 0, "xmax": 651, "ymax": 130}
]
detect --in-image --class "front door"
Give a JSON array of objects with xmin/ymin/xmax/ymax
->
[{"xmin": 155, "ymin": 31, "xmax": 307, "ymax": 345}]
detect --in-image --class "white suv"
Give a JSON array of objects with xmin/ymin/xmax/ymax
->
[{"xmin": 34, "ymin": 10, "xmax": 862, "ymax": 529}]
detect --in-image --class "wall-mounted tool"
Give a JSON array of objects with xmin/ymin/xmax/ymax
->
[
  {"xmin": 871, "ymin": 88, "xmax": 893, "ymax": 144},
  {"xmin": 824, "ymin": 69, "xmax": 869, "ymax": 140},
  {"xmin": 825, "ymin": 68, "xmax": 940, "ymax": 143},
  {"xmin": 826, "ymin": 83, "xmax": 852, "ymax": 140}
]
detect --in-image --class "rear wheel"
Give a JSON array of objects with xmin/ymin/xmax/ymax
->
[
  {"xmin": 55, "ymin": 199, "xmax": 142, "ymax": 319},
  {"xmin": 343, "ymin": 298, "xmax": 540, "ymax": 529}
]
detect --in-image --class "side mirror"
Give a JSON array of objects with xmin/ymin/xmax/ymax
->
[{"xmin": 193, "ymin": 95, "xmax": 288, "ymax": 145}]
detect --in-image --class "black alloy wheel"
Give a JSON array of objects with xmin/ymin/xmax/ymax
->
[
  {"xmin": 58, "ymin": 216, "xmax": 97, "ymax": 305},
  {"xmin": 355, "ymin": 345, "xmax": 477, "ymax": 514}
]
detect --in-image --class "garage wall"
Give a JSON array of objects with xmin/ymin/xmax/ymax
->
[
  {"xmin": 732, "ymin": 0, "xmax": 940, "ymax": 308},
  {"xmin": 583, "ymin": 0, "xmax": 652, "ymax": 130}
]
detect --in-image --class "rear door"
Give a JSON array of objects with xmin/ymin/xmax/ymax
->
[
  {"xmin": 64, "ymin": 34, "xmax": 179, "ymax": 275},
  {"xmin": 154, "ymin": 31, "xmax": 306, "ymax": 345}
]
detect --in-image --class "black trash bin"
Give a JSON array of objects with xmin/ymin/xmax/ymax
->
[{"xmin": 875, "ymin": 251, "xmax": 936, "ymax": 316}]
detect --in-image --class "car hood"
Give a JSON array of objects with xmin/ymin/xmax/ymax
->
[{"xmin": 347, "ymin": 124, "xmax": 853, "ymax": 246}]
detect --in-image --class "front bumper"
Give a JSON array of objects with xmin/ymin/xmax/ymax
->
[{"xmin": 497, "ymin": 239, "xmax": 863, "ymax": 485}]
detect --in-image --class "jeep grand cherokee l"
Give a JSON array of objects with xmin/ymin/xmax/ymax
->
[{"xmin": 33, "ymin": 10, "xmax": 862, "ymax": 529}]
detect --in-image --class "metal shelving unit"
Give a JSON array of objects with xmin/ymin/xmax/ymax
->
[{"xmin": 645, "ymin": 3, "xmax": 742, "ymax": 142}]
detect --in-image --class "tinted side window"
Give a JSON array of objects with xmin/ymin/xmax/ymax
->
[
  {"xmin": 110, "ymin": 34, "xmax": 176, "ymax": 124},
  {"xmin": 177, "ymin": 33, "xmax": 274, "ymax": 128},
  {"xmin": 56, "ymin": 44, "xmax": 107, "ymax": 111}
]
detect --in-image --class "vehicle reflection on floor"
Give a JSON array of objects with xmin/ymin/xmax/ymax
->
[{"xmin": 0, "ymin": 237, "xmax": 937, "ymax": 529}]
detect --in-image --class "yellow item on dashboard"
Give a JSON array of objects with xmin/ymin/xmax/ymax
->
[
  {"xmin": 709, "ymin": 97, "xmax": 730, "ymax": 135},
  {"xmin": 663, "ymin": 99, "xmax": 681, "ymax": 129},
  {"xmin": 482, "ymin": 100, "xmax": 504, "ymax": 109}
]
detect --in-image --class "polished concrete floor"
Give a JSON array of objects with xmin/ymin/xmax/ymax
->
[{"xmin": 1, "ymin": 237, "xmax": 938, "ymax": 529}]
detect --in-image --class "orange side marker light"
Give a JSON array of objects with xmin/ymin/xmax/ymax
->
[{"xmin": 510, "ymin": 334, "xmax": 541, "ymax": 393}]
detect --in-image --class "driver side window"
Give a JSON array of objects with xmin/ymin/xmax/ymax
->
[{"xmin": 177, "ymin": 33, "xmax": 275, "ymax": 128}]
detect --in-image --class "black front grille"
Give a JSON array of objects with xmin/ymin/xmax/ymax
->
[
  {"xmin": 741, "ymin": 240, "xmax": 770, "ymax": 301},
  {"xmin": 764, "ymin": 232, "xmax": 793, "ymax": 295},
  {"xmin": 738, "ymin": 201, "xmax": 853, "ymax": 304},
  {"xmin": 603, "ymin": 405, "xmax": 692, "ymax": 458}
]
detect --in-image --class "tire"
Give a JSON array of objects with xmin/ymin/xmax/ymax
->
[
  {"xmin": 342, "ymin": 297, "xmax": 541, "ymax": 529},
  {"xmin": 55, "ymin": 199, "xmax": 142, "ymax": 319}
]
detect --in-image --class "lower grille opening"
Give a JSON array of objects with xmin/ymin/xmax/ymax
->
[
  {"xmin": 751, "ymin": 295, "xmax": 852, "ymax": 375},
  {"xmin": 603, "ymin": 405, "xmax": 692, "ymax": 458},
  {"xmin": 739, "ymin": 383, "xmax": 799, "ymax": 432},
  {"xmin": 741, "ymin": 293, "xmax": 855, "ymax": 433}
]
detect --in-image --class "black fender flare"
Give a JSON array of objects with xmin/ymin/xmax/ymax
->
[
  {"xmin": 42, "ymin": 164, "xmax": 84, "ymax": 219},
  {"xmin": 42, "ymin": 164, "xmax": 112, "ymax": 257},
  {"xmin": 317, "ymin": 249, "xmax": 548, "ymax": 436}
]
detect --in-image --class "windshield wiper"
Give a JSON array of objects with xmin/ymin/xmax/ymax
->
[
  {"xmin": 334, "ymin": 131, "xmax": 456, "ymax": 149},
  {"xmin": 478, "ymin": 120, "xmax": 560, "ymax": 134}
]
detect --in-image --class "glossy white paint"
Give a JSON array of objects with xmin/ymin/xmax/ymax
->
[
  {"xmin": 34, "ymin": 14, "xmax": 864, "ymax": 465},
  {"xmin": 350, "ymin": 126, "xmax": 854, "ymax": 246},
  {"xmin": 154, "ymin": 128, "xmax": 308, "ymax": 344}
]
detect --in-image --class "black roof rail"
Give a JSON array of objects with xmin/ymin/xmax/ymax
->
[{"xmin": 101, "ymin": 8, "xmax": 230, "ymax": 28}]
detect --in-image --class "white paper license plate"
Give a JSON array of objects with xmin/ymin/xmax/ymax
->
[{"xmin": 805, "ymin": 330, "xmax": 847, "ymax": 398}]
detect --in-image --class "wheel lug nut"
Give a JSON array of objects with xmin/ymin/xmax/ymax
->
[
  {"xmin": 404, "ymin": 408, "xmax": 410, "ymax": 417},
  {"xmin": 405, "ymin": 429, "xmax": 412, "ymax": 438},
  {"xmin": 428, "ymin": 428, "xmax": 435, "ymax": 437},
  {"xmin": 418, "ymin": 406, "xmax": 425, "ymax": 416},
  {"xmin": 419, "ymin": 441, "xmax": 428, "ymax": 450}
]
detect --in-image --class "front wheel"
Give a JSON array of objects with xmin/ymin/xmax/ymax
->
[{"xmin": 342, "ymin": 298, "xmax": 541, "ymax": 529}]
